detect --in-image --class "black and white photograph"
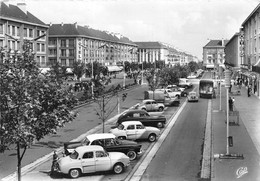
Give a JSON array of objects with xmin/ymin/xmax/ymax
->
[{"xmin": 0, "ymin": 0, "xmax": 260, "ymax": 180}]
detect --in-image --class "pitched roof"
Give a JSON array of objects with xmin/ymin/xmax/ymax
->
[
  {"xmin": 203, "ymin": 40, "xmax": 229, "ymax": 48},
  {"xmin": 134, "ymin": 42, "xmax": 167, "ymax": 49},
  {"xmin": 49, "ymin": 23, "xmax": 137, "ymax": 46},
  {"xmin": 0, "ymin": 2, "xmax": 47, "ymax": 26}
]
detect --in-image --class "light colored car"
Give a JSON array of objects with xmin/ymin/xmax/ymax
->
[
  {"xmin": 109, "ymin": 121, "xmax": 160, "ymax": 142},
  {"xmin": 55, "ymin": 145, "xmax": 130, "ymax": 178},
  {"xmin": 64, "ymin": 133, "xmax": 142, "ymax": 161},
  {"xmin": 166, "ymin": 85, "xmax": 187, "ymax": 97},
  {"xmin": 187, "ymin": 91, "xmax": 199, "ymax": 102},
  {"xmin": 135, "ymin": 99, "xmax": 165, "ymax": 112},
  {"xmin": 156, "ymin": 88, "xmax": 181, "ymax": 98},
  {"xmin": 179, "ymin": 78, "xmax": 193, "ymax": 89}
]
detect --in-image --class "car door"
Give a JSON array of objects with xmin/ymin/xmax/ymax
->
[
  {"xmin": 135, "ymin": 124, "xmax": 147, "ymax": 140},
  {"xmin": 95, "ymin": 150, "xmax": 111, "ymax": 172},
  {"xmin": 81, "ymin": 151, "xmax": 96, "ymax": 173},
  {"xmin": 125, "ymin": 124, "xmax": 137, "ymax": 140},
  {"xmin": 145, "ymin": 101, "xmax": 152, "ymax": 111},
  {"xmin": 151, "ymin": 101, "xmax": 158, "ymax": 111}
]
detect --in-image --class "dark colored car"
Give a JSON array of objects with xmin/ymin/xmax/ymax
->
[
  {"xmin": 63, "ymin": 133, "xmax": 142, "ymax": 161},
  {"xmin": 116, "ymin": 109, "xmax": 167, "ymax": 128}
]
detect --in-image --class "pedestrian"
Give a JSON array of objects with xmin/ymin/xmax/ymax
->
[
  {"xmin": 229, "ymin": 97, "xmax": 234, "ymax": 111},
  {"xmin": 247, "ymin": 86, "xmax": 251, "ymax": 97},
  {"xmin": 51, "ymin": 150, "xmax": 58, "ymax": 176}
]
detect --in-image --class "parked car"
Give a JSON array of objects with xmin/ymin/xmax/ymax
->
[
  {"xmin": 166, "ymin": 85, "xmax": 188, "ymax": 97},
  {"xmin": 187, "ymin": 91, "xmax": 199, "ymax": 102},
  {"xmin": 109, "ymin": 121, "xmax": 160, "ymax": 142},
  {"xmin": 143, "ymin": 90, "xmax": 180, "ymax": 106},
  {"xmin": 63, "ymin": 133, "xmax": 142, "ymax": 160},
  {"xmin": 135, "ymin": 99, "xmax": 165, "ymax": 112},
  {"xmin": 156, "ymin": 88, "xmax": 181, "ymax": 98},
  {"xmin": 116, "ymin": 109, "xmax": 167, "ymax": 128},
  {"xmin": 55, "ymin": 145, "xmax": 130, "ymax": 178}
]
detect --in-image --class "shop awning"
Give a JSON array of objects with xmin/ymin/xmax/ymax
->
[{"xmin": 107, "ymin": 65, "xmax": 123, "ymax": 72}]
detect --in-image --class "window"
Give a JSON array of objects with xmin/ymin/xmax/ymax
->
[
  {"xmin": 0, "ymin": 40, "xmax": 3, "ymax": 47},
  {"xmin": 136, "ymin": 124, "xmax": 144, "ymax": 129},
  {"xmin": 0, "ymin": 24, "xmax": 3, "ymax": 34},
  {"xmin": 17, "ymin": 27, "xmax": 20, "ymax": 36},
  {"xmin": 37, "ymin": 43, "xmax": 40, "ymax": 51},
  {"xmin": 41, "ymin": 56, "xmax": 45, "ymax": 66},
  {"xmin": 29, "ymin": 29, "xmax": 33, "ymax": 38},
  {"xmin": 49, "ymin": 39, "xmax": 57, "ymax": 45},
  {"xmin": 61, "ymin": 59, "xmax": 66, "ymax": 66},
  {"xmin": 12, "ymin": 26, "xmax": 15, "ymax": 36},
  {"xmin": 8, "ymin": 25, "xmax": 11, "ymax": 34},
  {"xmin": 61, "ymin": 39, "xmax": 66, "ymax": 47},
  {"xmin": 41, "ymin": 31, "xmax": 45, "ymax": 39},
  {"xmin": 96, "ymin": 151, "xmax": 107, "ymax": 158},
  {"xmin": 12, "ymin": 41, "xmax": 15, "ymax": 50},
  {"xmin": 37, "ymin": 30, "xmax": 40, "ymax": 37},
  {"xmin": 61, "ymin": 49, "xmax": 66, "ymax": 56},
  {"xmin": 69, "ymin": 59, "xmax": 74, "ymax": 66},
  {"xmin": 23, "ymin": 28, "xmax": 27, "ymax": 37},
  {"xmin": 82, "ymin": 152, "xmax": 94, "ymax": 159},
  {"xmin": 69, "ymin": 49, "xmax": 74, "ymax": 56},
  {"xmin": 69, "ymin": 39, "xmax": 74, "ymax": 47},
  {"xmin": 127, "ymin": 125, "xmax": 135, "ymax": 130},
  {"xmin": 41, "ymin": 43, "xmax": 45, "ymax": 52}
]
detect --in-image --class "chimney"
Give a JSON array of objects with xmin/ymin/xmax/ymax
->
[
  {"xmin": 17, "ymin": 3, "xmax": 27, "ymax": 14},
  {"xmin": 222, "ymin": 39, "xmax": 224, "ymax": 46},
  {"xmin": 61, "ymin": 22, "xmax": 63, "ymax": 26},
  {"xmin": 74, "ymin": 22, "xmax": 77, "ymax": 28}
]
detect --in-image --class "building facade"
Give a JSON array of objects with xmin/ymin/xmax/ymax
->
[
  {"xmin": 203, "ymin": 40, "xmax": 228, "ymax": 69},
  {"xmin": 225, "ymin": 33, "xmax": 241, "ymax": 68},
  {"xmin": 0, "ymin": 2, "xmax": 49, "ymax": 67},
  {"xmin": 240, "ymin": 3, "xmax": 260, "ymax": 97},
  {"xmin": 48, "ymin": 23, "xmax": 137, "ymax": 68}
]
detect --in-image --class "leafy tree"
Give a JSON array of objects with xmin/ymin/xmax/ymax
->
[
  {"xmin": 49, "ymin": 61, "xmax": 68, "ymax": 83},
  {"xmin": 187, "ymin": 61, "xmax": 198, "ymax": 73},
  {"xmin": 72, "ymin": 61, "xmax": 85, "ymax": 81},
  {"xmin": 0, "ymin": 42, "xmax": 78, "ymax": 181},
  {"xmin": 146, "ymin": 69, "xmax": 160, "ymax": 99}
]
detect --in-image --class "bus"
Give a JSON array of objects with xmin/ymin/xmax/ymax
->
[{"xmin": 199, "ymin": 79, "xmax": 216, "ymax": 98}]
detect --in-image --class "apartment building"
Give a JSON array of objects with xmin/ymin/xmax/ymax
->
[
  {"xmin": 240, "ymin": 3, "xmax": 260, "ymax": 97},
  {"xmin": 0, "ymin": 2, "xmax": 49, "ymax": 66},
  {"xmin": 48, "ymin": 23, "xmax": 137, "ymax": 69},
  {"xmin": 203, "ymin": 39, "xmax": 228, "ymax": 69}
]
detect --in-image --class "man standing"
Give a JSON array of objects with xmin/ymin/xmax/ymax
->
[
  {"xmin": 229, "ymin": 97, "xmax": 234, "ymax": 111},
  {"xmin": 248, "ymin": 86, "xmax": 251, "ymax": 97}
]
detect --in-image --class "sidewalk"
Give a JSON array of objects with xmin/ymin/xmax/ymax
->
[{"xmin": 211, "ymin": 85, "xmax": 260, "ymax": 181}]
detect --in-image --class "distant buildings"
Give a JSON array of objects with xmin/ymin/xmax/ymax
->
[
  {"xmin": 202, "ymin": 39, "xmax": 228, "ymax": 69},
  {"xmin": 0, "ymin": 2, "xmax": 49, "ymax": 66},
  {"xmin": 48, "ymin": 23, "xmax": 137, "ymax": 68}
]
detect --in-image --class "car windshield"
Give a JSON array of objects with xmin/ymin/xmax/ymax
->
[
  {"xmin": 118, "ymin": 124, "xmax": 124, "ymax": 130},
  {"xmin": 69, "ymin": 150, "xmax": 79, "ymax": 159},
  {"xmin": 81, "ymin": 137, "xmax": 91, "ymax": 145},
  {"xmin": 190, "ymin": 93, "xmax": 196, "ymax": 96}
]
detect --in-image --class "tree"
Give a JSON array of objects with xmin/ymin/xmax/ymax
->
[
  {"xmin": 146, "ymin": 69, "xmax": 160, "ymax": 99},
  {"xmin": 0, "ymin": 41, "xmax": 78, "ymax": 181},
  {"xmin": 49, "ymin": 61, "xmax": 68, "ymax": 83},
  {"xmin": 187, "ymin": 61, "xmax": 199, "ymax": 73},
  {"xmin": 72, "ymin": 61, "xmax": 85, "ymax": 81}
]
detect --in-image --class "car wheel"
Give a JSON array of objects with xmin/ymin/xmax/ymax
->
[
  {"xmin": 158, "ymin": 107, "xmax": 164, "ymax": 112},
  {"xmin": 184, "ymin": 93, "xmax": 187, "ymax": 97},
  {"xmin": 118, "ymin": 136, "xmax": 126, "ymax": 140},
  {"xmin": 148, "ymin": 133, "xmax": 156, "ymax": 142},
  {"xmin": 127, "ymin": 150, "xmax": 137, "ymax": 160},
  {"xmin": 113, "ymin": 163, "xmax": 124, "ymax": 174},
  {"xmin": 157, "ymin": 122, "xmax": 163, "ymax": 128},
  {"xmin": 69, "ymin": 168, "xmax": 81, "ymax": 179}
]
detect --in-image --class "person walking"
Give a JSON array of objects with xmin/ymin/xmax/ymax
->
[
  {"xmin": 50, "ymin": 150, "xmax": 58, "ymax": 176},
  {"xmin": 247, "ymin": 86, "xmax": 251, "ymax": 97},
  {"xmin": 229, "ymin": 97, "xmax": 234, "ymax": 111}
]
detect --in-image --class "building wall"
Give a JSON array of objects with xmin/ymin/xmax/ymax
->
[
  {"xmin": 0, "ymin": 19, "xmax": 48, "ymax": 67},
  {"xmin": 203, "ymin": 45, "xmax": 225, "ymax": 69},
  {"xmin": 48, "ymin": 35, "xmax": 137, "ymax": 67},
  {"xmin": 225, "ymin": 34, "xmax": 240, "ymax": 67}
]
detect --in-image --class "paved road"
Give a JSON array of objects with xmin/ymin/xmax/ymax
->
[{"xmin": 140, "ymin": 84, "xmax": 208, "ymax": 181}]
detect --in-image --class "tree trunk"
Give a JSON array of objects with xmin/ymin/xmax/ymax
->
[{"xmin": 17, "ymin": 142, "xmax": 21, "ymax": 181}]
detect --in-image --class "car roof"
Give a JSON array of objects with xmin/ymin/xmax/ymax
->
[
  {"xmin": 86, "ymin": 133, "xmax": 116, "ymax": 142},
  {"xmin": 75, "ymin": 145, "xmax": 104, "ymax": 152},
  {"xmin": 121, "ymin": 121, "xmax": 142, "ymax": 125},
  {"xmin": 143, "ymin": 99, "xmax": 155, "ymax": 102}
]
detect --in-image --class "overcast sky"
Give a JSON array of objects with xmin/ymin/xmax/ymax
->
[{"xmin": 6, "ymin": 0, "xmax": 260, "ymax": 59}]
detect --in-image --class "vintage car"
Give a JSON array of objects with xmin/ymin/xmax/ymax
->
[
  {"xmin": 166, "ymin": 85, "xmax": 188, "ymax": 97},
  {"xmin": 109, "ymin": 121, "xmax": 160, "ymax": 142},
  {"xmin": 55, "ymin": 145, "xmax": 130, "ymax": 178},
  {"xmin": 63, "ymin": 133, "xmax": 142, "ymax": 161},
  {"xmin": 156, "ymin": 88, "xmax": 181, "ymax": 98},
  {"xmin": 116, "ymin": 109, "xmax": 166, "ymax": 128},
  {"xmin": 135, "ymin": 99, "xmax": 165, "ymax": 112},
  {"xmin": 178, "ymin": 78, "xmax": 193, "ymax": 89},
  {"xmin": 187, "ymin": 91, "xmax": 199, "ymax": 102}
]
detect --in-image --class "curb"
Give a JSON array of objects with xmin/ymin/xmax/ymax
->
[{"xmin": 200, "ymin": 100, "xmax": 212, "ymax": 179}]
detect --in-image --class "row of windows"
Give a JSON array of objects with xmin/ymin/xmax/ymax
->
[{"xmin": 0, "ymin": 24, "xmax": 46, "ymax": 39}]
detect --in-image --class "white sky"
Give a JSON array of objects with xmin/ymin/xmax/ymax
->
[{"xmin": 5, "ymin": 0, "xmax": 260, "ymax": 59}]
